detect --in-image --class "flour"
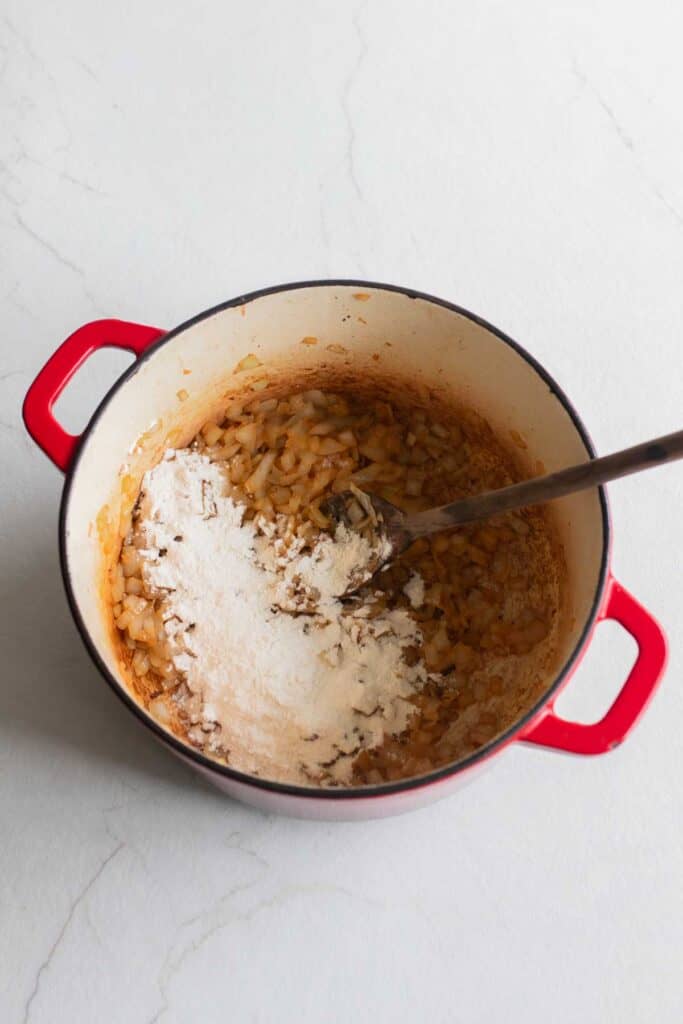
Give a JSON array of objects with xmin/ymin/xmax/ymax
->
[
  {"xmin": 135, "ymin": 449, "xmax": 426, "ymax": 784},
  {"xmin": 281, "ymin": 523, "xmax": 390, "ymax": 600},
  {"xmin": 256, "ymin": 522, "xmax": 392, "ymax": 612}
]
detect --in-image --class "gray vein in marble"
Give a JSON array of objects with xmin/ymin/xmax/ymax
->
[
  {"xmin": 21, "ymin": 152, "xmax": 108, "ymax": 196},
  {"xmin": 0, "ymin": 157, "xmax": 21, "ymax": 185},
  {"xmin": 11, "ymin": 211, "xmax": 100, "ymax": 309},
  {"xmin": 4, "ymin": 285, "xmax": 38, "ymax": 321},
  {"xmin": 241, "ymin": 882, "xmax": 384, "ymax": 922},
  {"xmin": 572, "ymin": 59, "xmax": 683, "ymax": 229},
  {"xmin": 13, "ymin": 211, "xmax": 82, "ymax": 275},
  {"xmin": 147, "ymin": 868, "xmax": 383, "ymax": 1024},
  {"xmin": 73, "ymin": 57, "xmax": 98, "ymax": 81},
  {"xmin": 148, "ymin": 838, "xmax": 270, "ymax": 1024},
  {"xmin": 2, "ymin": 16, "xmax": 74, "ymax": 157},
  {"xmin": 22, "ymin": 843, "xmax": 125, "ymax": 1024},
  {"xmin": 341, "ymin": 0, "xmax": 368, "ymax": 201},
  {"xmin": 1, "ymin": 15, "xmax": 40, "ymax": 65},
  {"xmin": 58, "ymin": 169, "xmax": 106, "ymax": 196}
]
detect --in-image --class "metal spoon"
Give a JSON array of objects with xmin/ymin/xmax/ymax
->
[{"xmin": 324, "ymin": 427, "xmax": 683, "ymax": 596}]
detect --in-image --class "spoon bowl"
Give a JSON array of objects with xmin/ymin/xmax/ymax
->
[{"xmin": 324, "ymin": 426, "xmax": 683, "ymax": 597}]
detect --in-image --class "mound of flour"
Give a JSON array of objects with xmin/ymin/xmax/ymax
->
[{"xmin": 136, "ymin": 449, "xmax": 426, "ymax": 784}]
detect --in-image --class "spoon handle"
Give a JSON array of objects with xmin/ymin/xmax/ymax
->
[{"xmin": 407, "ymin": 428, "xmax": 683, "ymax": 537}]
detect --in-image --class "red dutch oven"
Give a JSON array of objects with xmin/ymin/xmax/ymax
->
[{"xmin": 23, "ymin": 281, "xmax": 667, "ymax": 820}]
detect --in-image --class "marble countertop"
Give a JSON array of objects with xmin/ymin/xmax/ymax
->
[{"xmin": 2, "ymin": 1, "xmax": 682, "ymax": 1020}]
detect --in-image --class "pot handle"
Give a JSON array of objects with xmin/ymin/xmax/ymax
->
[
  {"xmin": 22, "ymin": 319, "xmax": 165, "ymax": 472},
  {"xmin": 519, "ymin": 578, "xmax": 666, "ymax": 755}
]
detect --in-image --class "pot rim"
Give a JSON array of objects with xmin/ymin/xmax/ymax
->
[{"xmin": 59, "ymin": 278, "xmax": 611, "ymax": 800}]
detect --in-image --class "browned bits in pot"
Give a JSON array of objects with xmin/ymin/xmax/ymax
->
[{"xmin": 112, "ymin": 386, "xmax": 563, "ymax": 786}]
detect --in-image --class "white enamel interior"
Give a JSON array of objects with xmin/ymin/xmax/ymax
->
[{"xmin": 62, "ymin": 284, "xmax": 607, "ymax": 817}]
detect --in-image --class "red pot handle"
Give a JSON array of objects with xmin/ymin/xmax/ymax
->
[
  {"xmin": 22, "ymin": 319, "xmax": 165, "ymax": 472},
  {"xmin": 520, "ymin": 577, "xmax": 667, "ymax": 754}
]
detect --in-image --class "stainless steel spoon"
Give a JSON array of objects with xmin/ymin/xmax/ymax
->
[{"xmin": 324, "ymin": 427, "xmax": 683, "ymax": 596}]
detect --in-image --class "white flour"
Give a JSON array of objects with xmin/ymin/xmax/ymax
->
[
  {"xmin": 136, "ymin": 450, "xmax": 426, "ymax": 784},
  {"xmin": 279, "ymin": 524, "xmax": 390, "ymax": 601}
]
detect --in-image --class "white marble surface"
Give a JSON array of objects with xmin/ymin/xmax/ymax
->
[{"xmin": 2, "ymin": 0, "xmax": 683, "ymax": 1020}]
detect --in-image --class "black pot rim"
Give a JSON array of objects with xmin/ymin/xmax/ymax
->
[{"xmin": 58, "ymin": 278, "xmax": 610, "ymax": 801}]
